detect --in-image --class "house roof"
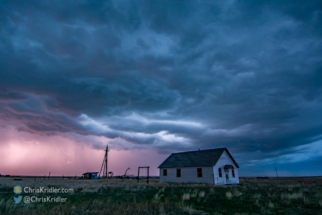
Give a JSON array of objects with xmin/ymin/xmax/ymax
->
[
  {"xmin": 82, "ymin": 172, "xmax": 99, "ymax": 175},
  {"xmin": 158, "ymin": 148, "xmax": 239, "ymax": 168}
]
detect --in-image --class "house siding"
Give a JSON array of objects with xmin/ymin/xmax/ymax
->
[
  {"xmin": 213, "ymin": 151, "xmax": 239, "ymax": 185},
  {"xmin": 160, "ymin": 167, "xmax": 214, "ymax": 184}
]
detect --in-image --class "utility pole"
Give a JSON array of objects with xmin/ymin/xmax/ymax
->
[
  {"xmin": 105, "ymin": 145, "xmax": 108, "ymax": 178},
  {"xmin": 275, "ymin": 166, "xmax": 278, "ymax": 178}
]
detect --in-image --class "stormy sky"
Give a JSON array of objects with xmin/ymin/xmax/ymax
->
[{"xmin": 0, "ymin": 0, "xmax": 322, "ymax": 176}]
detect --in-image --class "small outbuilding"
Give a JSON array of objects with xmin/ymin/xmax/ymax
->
[
  {"xmin": 82, "ymin": 172, "xmax": 98, "ymax": 180},
  {"xmin": 158, "ymin": 148, "xmax": 239, "ymax": 185}
]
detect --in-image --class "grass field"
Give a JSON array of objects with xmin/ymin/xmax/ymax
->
[{"xmin": 0, "ymin": 177, "xmax": 322, "ymax": 214}]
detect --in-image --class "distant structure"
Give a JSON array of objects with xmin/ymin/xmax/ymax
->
[
  {"xmin": 158, "ymin": 148, "xmax": 239, "ymax": 185},
  {"xmin": 108, "ymin": 171, "xmax": 113, "ymax": 178},
  {"xmin": 99, "ymin": 145, "xmax": 109, "ymax": 178},
  {"xmin": 121, "ymin": 167, "xmax": 131, "ymax": 181},
  {"xmin": 137, "ymin": 166, "xmax": 150, "ymax": 184},
  {"xmin": 82, "ymin": 172, "xmax": 98, "ymax": 179}
]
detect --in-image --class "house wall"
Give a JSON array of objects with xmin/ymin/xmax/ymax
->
[
  {"xmin": 213, "ymin": 151, "xmax": 239, "ymax": 185},
  {"xmin": 159, "ymin": 167, "xmax": 214, "ymax": 184}
]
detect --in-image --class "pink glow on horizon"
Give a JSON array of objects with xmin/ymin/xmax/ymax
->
[{"xmin": 0, "ymin": 126, "xmax": 168, "ymax": 176}]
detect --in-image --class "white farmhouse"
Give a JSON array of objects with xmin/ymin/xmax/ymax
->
[{"xmin": 158, "ymin": 148, "xmax": 239, "ymax": 185}]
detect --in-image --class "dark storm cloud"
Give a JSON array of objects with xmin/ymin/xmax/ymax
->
[
  {"xmin": 0, "ymin": 95, "xmax": 87, "ymax": 134},
  {"xmin": 0, "ymin": 90, "xmax": 28, "ymax": 101},
  {"xmin": 0, "ymin": 0, "xmax": 322, "ymax": 164}
]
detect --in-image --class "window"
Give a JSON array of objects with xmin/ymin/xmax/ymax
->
[
  {"xmin": 176, "ymin": 169, "xmax": 181, "ymax": 177},
  {"xmin": 218, "ymin": 168, "xmax": 222, "ymax": 177},
  {"xmin": 232, "ymin": 169, "xmax": 235, "ymax": 178},
  {"xmin": 197, "ymin": 168, "xmax": 202, "ymax": 177},
  {"xmin": 163, "ymin": 169, "xmax": 167, "ymax": 176}
]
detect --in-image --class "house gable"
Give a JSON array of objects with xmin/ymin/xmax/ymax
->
[
  {"xmin": 213, "ymin": 150, "xmax": 240, "ymax": 184},
  {"xmin": 215, "ymin": 150, "xmax": 238, "ymax": 169}
]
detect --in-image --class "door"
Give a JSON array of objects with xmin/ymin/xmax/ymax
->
[{"xmin": 225, "ymin": 172, "xmax": 229, "ymax": 184}]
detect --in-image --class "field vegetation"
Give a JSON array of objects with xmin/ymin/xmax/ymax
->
[{"xmin": 0, "ymin": 177, "xmax": 322, "ymax": 214}]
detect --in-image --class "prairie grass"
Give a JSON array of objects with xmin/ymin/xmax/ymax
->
[
  {"xmin": 233, "ymin": 188, "xmax": 242, "ymax": 197},
  {"xmin": 182, "ymin": 193, "xmax": 190, "ymax": 201},
  {"xmin": 253, "ymin": 193, "xmax": 261, "ymax": 199},
  {"xmin": 303, "ymin": 196, "xmax": 310, "ymax": 205},
  {"xmin": 268, "ymin": 201, "xmax": 274, "ymax": 208},
  {"xmin": 198, "ymin": 191, "xmax": 205, "ymax": 198},
  {"xmin": 191, "ymin": 189, "xmax": 199, "ymax": 198},
  {"xmin": 0, "ymin": 177, "xmax": 321, "ymax": 214},
  {"xmin": 226, "ymin": 191, "xmax": 233, "ymax": 200},
  {"xmin": 281, "ymin": 192, "xmax": 303, "ymax": 199}
]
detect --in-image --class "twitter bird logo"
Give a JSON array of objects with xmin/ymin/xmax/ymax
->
[{"xmin": 14, "ymin": 196, "xmax": 22, "ymax": 204}]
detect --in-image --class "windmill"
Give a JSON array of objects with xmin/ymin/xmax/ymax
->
[{"xmin": 99, "ymin": 145, "xmax": 108, "ymax": 178}]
